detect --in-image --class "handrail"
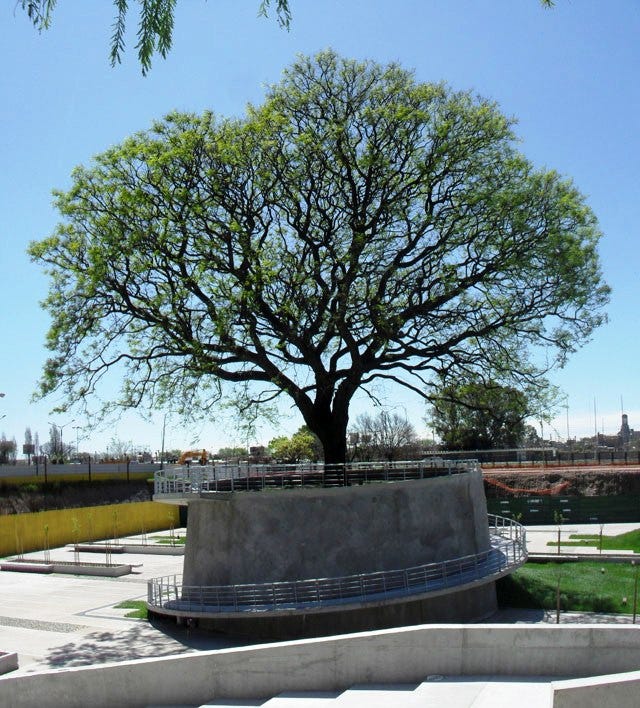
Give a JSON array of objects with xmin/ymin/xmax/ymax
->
[
  {"xmin": 147, "ymin": 515, "xmax": 526, "ymax": 616},
  {"xmin": 153, "ymin": 458, "xmax": 479, "ymax": 496}
]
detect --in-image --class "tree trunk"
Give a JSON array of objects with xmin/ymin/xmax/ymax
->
[
  {"xmin": 294, "ymin": 376, "xmax": 358, "ymax": 481},
  {"xmin": 320, "ymin": 430, "xmax": 348, "ymax": 468},
  {"xmin": 302, "ymin": 406, "xmax": 349, "ymax": 480}
]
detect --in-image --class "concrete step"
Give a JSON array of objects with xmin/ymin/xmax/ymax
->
[
  {"xmin": 205, "ymin": 677, "xmax": 554, "ymax": 708},
  {"xmin": 259, "ymin": 691, "xmax": 343, "ymax": 706},
  {"xmin": 317, "ymin": 683, "xmax": 425, "ymax": 706},
  {"xmin": 412, "ymin": 677, "xmax": 553, "ymax": 707},
  {"xmin": 200, "ymin": 700, "xmax": 265, "ymax": 707}
]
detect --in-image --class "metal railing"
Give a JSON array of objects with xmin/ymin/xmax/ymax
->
[
  {"xmin": 153, "ymin": 458, "xmax": 479, "ymax": 496},
  {"xmin": 147, "ymin": 515, "xmax": 525, "ymax": 616}
]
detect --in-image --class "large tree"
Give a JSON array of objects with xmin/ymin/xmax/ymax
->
[
  {"xmin": 350, "ymin": 411, "xmax": 419, "ymax": 462},
  {"xmin": 429, "ymin": 382, "xmax": 532, "ymax": 451},
  {"xmin": 0, "ymin": 435, "xmax": 17, "ymax": 464},
  {"xmin": 30, "ymin": 51, "xmax": 608, "ymax": 465},
  {"xmin": 269, "ymin": 426, "xmax": 322, "ymax": 464}
]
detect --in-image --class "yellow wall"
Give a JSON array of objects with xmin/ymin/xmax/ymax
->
[{"xmin": 0, "ymin": 501, "xmax": 180, "ymax": 557}]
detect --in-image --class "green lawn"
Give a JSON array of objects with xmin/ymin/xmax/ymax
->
[
  {"xmin": 115, "ymin": 600, "xmax": 147, "ymax": 619},
  {"xmin": 497, "ymin": 561, "xmax": 640, "ymax": 614},
  {"xmin": 546, "ymin": 527, "xmax": 640, "ymax": 552}
]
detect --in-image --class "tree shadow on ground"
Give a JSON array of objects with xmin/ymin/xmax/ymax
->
[{"xmin": 45, "ymin": 620, "xmax": 251, "ymax": 669}]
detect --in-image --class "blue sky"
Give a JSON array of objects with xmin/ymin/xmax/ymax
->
[{"xmin": 1, "ymin": 0, "xmax": 638, "ymax": 455}]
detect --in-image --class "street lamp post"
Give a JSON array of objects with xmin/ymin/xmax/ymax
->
[
  {"xmin": 0, "ymin": 395, "xmax": 6, "ymax": 464},
  {"xmin": 73, "ymin": 425, "xmax": 82, "ymax": 459},
  {"xmin": 48, "ymin": 419, "xmax": 76, "ymax": 463},
  {"xmin": 160, "ymin": 414, "xmax": 167, "ymax": 470},
  {"xmin": 633, "ymin": 561, "xmax": 639, "ymax": 625}
]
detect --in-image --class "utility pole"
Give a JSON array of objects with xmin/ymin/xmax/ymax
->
[
  {"xmin": 160, "ymin": 414, "xmax": 167, "ymax": 470},
  {"xmin": 73, "ymin": 425, "xmax": 82, "ymax": 459}
]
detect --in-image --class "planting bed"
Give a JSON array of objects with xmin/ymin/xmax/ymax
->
[
  {"xmin": 73, "ymin": 542, "xmax": 183, "ymax": 556},
  {"xmin": 0, "ymin": 558, "xmax": 134, "ymax": 576}
]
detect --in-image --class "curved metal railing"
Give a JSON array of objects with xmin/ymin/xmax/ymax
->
[
  {"xmin": 154, "ymin": 458, "xmax": 479, "ymax": 497},
  {"xmin": 147, "ymin": 515, "xmax": 525, "ymax": 616}
]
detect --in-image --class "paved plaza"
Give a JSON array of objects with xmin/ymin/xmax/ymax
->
[
  {"xmin": 1, "ymin": 523, "xmax": 639, "ymax": 677},
  {"xmin": 0, "ymin": 529, "xmax": 251, "ymax": 676}
]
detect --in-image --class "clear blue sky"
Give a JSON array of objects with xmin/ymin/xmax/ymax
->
[{"xmin": 1, "ymin": 0, "xmax": 638, "ymax": 455}]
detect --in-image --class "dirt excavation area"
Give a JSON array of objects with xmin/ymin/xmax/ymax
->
[
  {"xmin": 483, "ymin": 465, "xmax": 640, "ymax": 498},
  {"xmin": 0, "ymin": 480, "xmax": 152, "ymax": 516}
]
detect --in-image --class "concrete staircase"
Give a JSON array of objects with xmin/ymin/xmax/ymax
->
[{"xmin": 201, "ymin": 676, "xmax": 554, "ymax": 707}]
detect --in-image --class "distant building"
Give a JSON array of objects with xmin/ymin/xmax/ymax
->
[
  {"xmin": 581, "ymin": 413, "xmax": 638, "ymax": 450},
  {"xmin": 619, "ymin": 413, "xmax": 631, "ymax": 446}
]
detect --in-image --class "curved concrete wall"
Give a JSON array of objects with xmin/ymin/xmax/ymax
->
[{"xmin": 183, "ymin": 468, "xmax": 489, "ymax": 587}]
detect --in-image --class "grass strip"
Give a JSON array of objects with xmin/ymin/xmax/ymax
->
[
  {"xmin": 152, "ymin": 536, "xmax": 186, "ymax": 546},
  {"xmin": 115, "ymin": 599, "xmax": 147, "ymax": 619},
  {"xmin": 497, "ymin": 561, "xmax": 640, "ymax": 614},
  {"xmin": 547, "ymin": 527, "xmax": 640, "ymax": 552}
]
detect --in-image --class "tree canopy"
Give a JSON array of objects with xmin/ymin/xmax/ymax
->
[
  {"xmin": 350, "ymin": 411, "xmax": 419, "ymax": 461},
  {"xmin": 268, "ymin": 426, "xmax": 322, "ymax": 463},
  {"xmin": 30, "ymin": 51, "xmax": 608, "ymax": 464},
  {"xmin": 216, "ymin": 446, "xmax": 248, "ymax": 460},
  {"xmin": 0, "ymin": 435, "xmax": 17, "ymax": 464},
  {"xmin": 429, "ymin": 382, "xmax": 531, "ymax": 450}
]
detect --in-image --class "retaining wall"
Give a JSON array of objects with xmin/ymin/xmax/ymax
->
[
  {"xmin": 2, "ymin": 624, "xmax": 640, "ymax": 708},
  {"xmin": 0, "ymin": 501, "xmax": 180, "ymax": 556},
  {"xmin": 552, "ymin": 670, "xmax": 640, "ymax": 707}
]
